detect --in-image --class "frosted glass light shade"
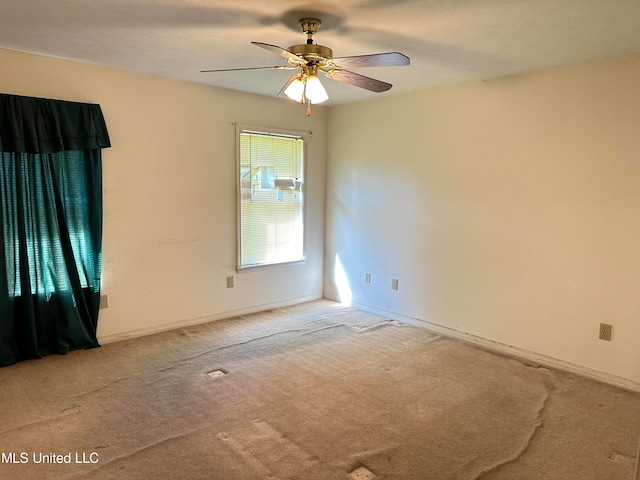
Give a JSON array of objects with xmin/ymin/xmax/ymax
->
[
  {"xmin": 284, "ymin": 78, "xmax": 305, "ymax": 103},
  {"xmin": 304, "ymin": 75, "xmax": 328, "ymax": 104}
]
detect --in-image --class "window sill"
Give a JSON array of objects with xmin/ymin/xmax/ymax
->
[{"xmin": 236, "ymin": 258, "xmax": 307, "ymax": 274}]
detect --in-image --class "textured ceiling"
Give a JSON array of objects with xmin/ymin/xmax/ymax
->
[{"xmin": 2, "ymin": 0, "xmax": 640, "ymax": 105}]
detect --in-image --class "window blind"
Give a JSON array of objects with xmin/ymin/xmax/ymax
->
[{"xmin": 238, "ymin": 129, "xmax": 305, "ymax": 268}]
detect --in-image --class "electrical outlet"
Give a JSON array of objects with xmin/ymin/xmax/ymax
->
[
  {"xmin": 391, "ymin": 278, "xmax": 399, "ymax": 290},
  {"xmin": 599, "ymin": 323, "xmax": 612, "ymax": 341},
  {"xmin": 365, "ymin": 273, "xmax": 371, "ymax": 284},
  {"xmin": 226, "ymin": 276, "xmax": 234, "ymax": 288},
  {"xmin": 99, "ymin": 295, "xmax": 109, "ymax": 309}
]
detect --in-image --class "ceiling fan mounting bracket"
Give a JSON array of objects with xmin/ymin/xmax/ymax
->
[{"xmin": 299, "ymin": 18, "xmax": 321, "ymax": 35}]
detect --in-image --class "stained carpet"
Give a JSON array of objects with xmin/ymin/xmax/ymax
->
[{"xmin": 1, "ymin": 300, "xmax": 639, "ymax": 479}]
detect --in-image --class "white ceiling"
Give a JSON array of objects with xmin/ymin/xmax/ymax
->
[{"xmin": 2, "ymin": 0, "xmax": 640, "ymax": 105}]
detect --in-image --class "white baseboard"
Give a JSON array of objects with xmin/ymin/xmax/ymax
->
[
  {"xmin": 98, "ymin": 293, "xmax": 323, "ymax": 345},
  {"xmin": 325, "ymin": 293, "xmax": 640, "ymax": 394}
]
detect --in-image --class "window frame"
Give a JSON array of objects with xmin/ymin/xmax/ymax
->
[{"xmin": 235, "ymin": 124, "xmax": 308, "ymax": 272}]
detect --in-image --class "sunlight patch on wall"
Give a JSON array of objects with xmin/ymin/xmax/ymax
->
[{"xmin": 334, "ymin": 254, "xmax": 352, "ymax": 305}]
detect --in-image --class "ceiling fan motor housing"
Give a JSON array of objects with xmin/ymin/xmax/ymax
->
[{"xmin": 288, "ymin": 43, "xmax": 333, "ymax": 63}]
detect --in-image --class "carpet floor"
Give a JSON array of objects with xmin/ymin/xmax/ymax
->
[{"xmin": 1, "ymin": 300, "xmax": 639, "ymax": 479}]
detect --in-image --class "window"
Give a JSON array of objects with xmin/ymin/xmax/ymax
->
[{"xmin": 237, "ymin": 126, "xmax": 306, "ymax": 269}]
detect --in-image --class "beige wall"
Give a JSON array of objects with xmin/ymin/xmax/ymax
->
[
  {"xmin": 325, "ymin": 54, "xmax": 640, "ymax": 386},
  {"xmin": 0, "ymin": 47, "xmax": 327, "ymax": 341}
]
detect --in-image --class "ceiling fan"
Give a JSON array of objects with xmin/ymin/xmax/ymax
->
[{"xmin": 201, "ymin": 18, "xmax": 410, "ymax": 115}]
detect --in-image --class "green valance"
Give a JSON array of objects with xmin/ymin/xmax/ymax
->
[{"xmin": 0, "ymin": 93, "xmax": 111, "ymax": 154}]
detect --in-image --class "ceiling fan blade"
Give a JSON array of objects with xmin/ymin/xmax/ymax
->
[
  {"xmin": 328, "ymin": 69, "xmax": 392, "ymax": 93},
  {"xmin": 200, "ymin": 65, "xmax": 292, "ymax": 73},
  {"xmin": 332, "ymin": 52, "xmax": 410, "ymax": 68},
  {"xmin": 251, "ymin": 42, "xmax": 305, "ymax": 64}
]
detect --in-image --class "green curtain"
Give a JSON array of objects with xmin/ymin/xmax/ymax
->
[{"xmin": 0, "ymin": 94, "xmax": 110, "ymax": 366}]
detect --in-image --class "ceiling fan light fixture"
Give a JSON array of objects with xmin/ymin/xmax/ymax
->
[
  {"xmin": 202, "ymin": 17, "xmax": 410, "ymax": 114},
  {"xmin": 304, "ymin": 75, "xmax": 328, "ymax": 104},
  {"xmin": 284, "ymin": 76, "xmax": 305, "ymax": 103}
]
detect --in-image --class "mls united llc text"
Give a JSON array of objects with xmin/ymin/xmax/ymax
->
[{"xmin": 2, "ymin": 451, "xmax": 99, "ymax": 464}]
